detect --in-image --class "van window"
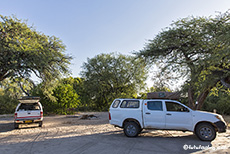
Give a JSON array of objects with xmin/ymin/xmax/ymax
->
[
  {"xmin": 120, "ymin": 100, "xmax": 139, "ymax": 108},
  {"xmin": 17, "ymin": 103, "xmax": 41, "ymax": 111},
  {"xmin": 147, "ymin": 101, "xmax": 163, "ymax": 111},
  {"xmin": 112, "ymin": 100, "xmax": 120, "ymax": 108}
]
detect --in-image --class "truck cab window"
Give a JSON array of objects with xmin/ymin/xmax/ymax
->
[
  {"xmin": 166, "ymin": 102, "xmax": 189, "ymax": 112},
  {"xmin": 147, "ymin": 101, "xmax": 163, "ymax": 111}
]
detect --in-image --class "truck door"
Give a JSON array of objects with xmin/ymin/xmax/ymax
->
[
  {"xmin": 165, "ymin": 101, "xmax": 193, "ymax": 130},
  {"xmin": 143, "ymin": 100, "xmax": 165, "ymax": 129}
]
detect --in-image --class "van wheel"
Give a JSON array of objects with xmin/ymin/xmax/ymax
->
[
  {"xmin": 124, "ymin": 122, "xmax": 140, "ymax": 137},
  {"xmin": 14, "ymin": 123, "xmax": 19, "ymax": 129},
  {"xmin": 195, "ymin": 123, "xmax": 216, "ymax": 141},
  {"xmin": 39, "ymin": 121, "xmax": 43, "ymax": 127}
]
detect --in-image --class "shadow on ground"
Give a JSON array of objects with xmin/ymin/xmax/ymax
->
[{"xmin": 0, "ymin": 129, "xmax": 212, "ymax": 154}]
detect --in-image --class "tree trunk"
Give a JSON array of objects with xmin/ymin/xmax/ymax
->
[
  {"xmin": 188, "ymin": 87, "xmax": 195, "ymax": 109},
  {"xmin": 196, "ymin": 89, "xmax": 210, "ymax": 110},
  {"xmin": 19, "ymin": 82, "xmax": 30, "ymax": 96},
  {"xmin": 0, "ymin": 71, "xmax": 12, "ymax": 81}
]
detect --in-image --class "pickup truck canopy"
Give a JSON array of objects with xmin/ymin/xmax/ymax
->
[{"xmin": 18, "ymin": 96, "xmax": 40, "ymax": 103}]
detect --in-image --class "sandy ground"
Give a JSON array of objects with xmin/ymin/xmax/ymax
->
[{"xmin": 0, "ymin": 112, "xmax": 229, "ymax": 154}]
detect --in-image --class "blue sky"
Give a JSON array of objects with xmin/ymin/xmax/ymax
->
[{"xmin": 1, "ymin": 0, "xmax": 230, "ymax": 87}]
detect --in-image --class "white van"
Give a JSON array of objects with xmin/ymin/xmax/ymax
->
[{"xmin": 14, "ymin": 96, "xmax": 43, "ymax": 129}]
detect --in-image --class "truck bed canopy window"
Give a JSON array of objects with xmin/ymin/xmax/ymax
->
[
  {"xmin": 17, "ymin": 103, "xmax": 41, "ymax": 111},
  {"xmin": 120, "ymin": 100, "xmax": 139, "ymax": 108},
  {"xmin": 112, "ymin": 100, "xmax": 120, "ymax": 108}
]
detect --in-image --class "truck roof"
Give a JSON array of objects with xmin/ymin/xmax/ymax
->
[{"xmin": 115, "ymin": 98, "xmax": 178, "ymax": 101}]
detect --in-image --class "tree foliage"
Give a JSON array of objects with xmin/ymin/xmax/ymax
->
[
  {"xmin": 0, "ymin": 92, "xmax": 18, "ymax": 114},
  {"xmin": 81, "ymin": 53, "xmax": 147, "ymax": 111},
  {"xmin": 0, "ymin": 79, "xmax": 21, "ymax": 113},
  {"xmin": 61, "ymin": 77, "xmax": 90, "ymax": 111},
  {"xmin": 139, "ymin": 85, "xmax": 172, "ymax": 99},
  {"xmin": 32, "ymin": 77, "xmax": 82, "ymax": 114},
  {"xmin": 52, "ymin": 83, "xmax": 80, "ymax": 114},
  {"xmin": 0, "ymin": 15, "xmax": 72, "ymax": 96},
  {"xmin": 137, "ymin": 11, "xmax": 230, "ymax": 109},
  {"xmin": 203, "ymin": 91, "xmax": 230, "ymax": 115}
]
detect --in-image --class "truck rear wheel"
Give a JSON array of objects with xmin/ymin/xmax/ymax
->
[
  {"xmin": 14, "ymin": 123, "xmax": 19, "ymax": 129},
  {"xmin": 39, "ymin": 121, "xmax": 43, "ymax": 127},
  {"xmin": 124, "ymin": 121, "xmax": 140, "ymax": 137},
  {"xmin": 195, "ymin": 123, "xmax": 216, "ymax": 141}
]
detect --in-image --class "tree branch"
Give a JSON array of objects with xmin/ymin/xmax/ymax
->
[{"xmin": 221, "ymin": 78, "xmax": 230, "ymax": 88}]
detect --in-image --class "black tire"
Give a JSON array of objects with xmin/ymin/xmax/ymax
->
[
  {"xmin": 195, "ymin": 123, "xmax": 216, "ymax": 141},
  {"xmin": 139, "ymin": 128, "xmax": 143, "ymax": 134},
  {"xmin": 14, "ymin": 123, "xmax": 19, "ymax": 129},
  {"xmin": 39, "ymin": 121, "xmax": 43, "ymax": 127},
  {"xmin": 124, "ymin": 121, "xmax": 140, "ymax": 137}
]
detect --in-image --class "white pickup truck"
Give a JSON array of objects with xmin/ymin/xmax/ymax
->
[
  {"xmin": 14, "ymin": 96, "xmax": 43, "ymax": 129},
  {"xmin": 109, "ymin": 99, "xmax": 227, "ymax": 141}
]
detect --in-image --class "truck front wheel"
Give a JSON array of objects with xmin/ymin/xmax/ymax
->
[
  {"xmin": 124, "ymin": 121, "xmax": 140, "ymax": 137},
  {"xmin": 195, "ymin": 123, "xmax": 216, "ymax": 141}
]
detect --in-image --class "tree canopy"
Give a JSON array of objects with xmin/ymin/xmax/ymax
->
[
  {"xmin": 31, "ymin": 77, "xmax": 82, "ymax": 114},
  {"xmin": 137, "ymin": 11, "xmax": 230, "ymax": 109},
  {"xmin": 0, "ymin": 15, "xmax": 72, "ymax": 86},
  {"xmin": 81, "ymin": 53, "xmax": 147, "ymax": 110}
]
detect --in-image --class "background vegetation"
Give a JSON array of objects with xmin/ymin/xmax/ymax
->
[{"xmin": 0, "ymin": 12, "xmax": 230, "ymax": 115}]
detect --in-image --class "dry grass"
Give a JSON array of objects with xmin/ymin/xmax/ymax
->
[{"xmin": 223, "ymin": 115, "xmax": 230, "ymax": 127}]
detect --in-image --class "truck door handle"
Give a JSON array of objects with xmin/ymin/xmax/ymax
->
[
  {"xmin": 166, "ymin": 113, "xmax": 171, "ymax": 116},
  {"xmin": 146, "ymin": 112, "xmax": 151, "ymax": 115}
]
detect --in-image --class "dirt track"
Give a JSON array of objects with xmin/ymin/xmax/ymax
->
[{"xmin": 0, "ymin": 112, "xmax": 229, "ymax": 154}]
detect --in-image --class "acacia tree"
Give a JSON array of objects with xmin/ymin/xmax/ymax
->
[
  {"xmin": 81, "ymin": 53, "xmax": 147, "ymax": 111},
  {"xmin": 137, "ymin": 11, "xmax": 230, "ymax": 109},
  {"xmin": 0, "ymin": 15, "xmax": 71, "ymax": 95}
]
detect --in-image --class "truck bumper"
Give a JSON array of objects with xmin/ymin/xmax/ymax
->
[
  {"xmin": 14, "ymin": 118, "xmax": 42, "ymax": 124},
  {"xmin": 214, "ymin": 121, "xmax": 227, "ymax": 133}
]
